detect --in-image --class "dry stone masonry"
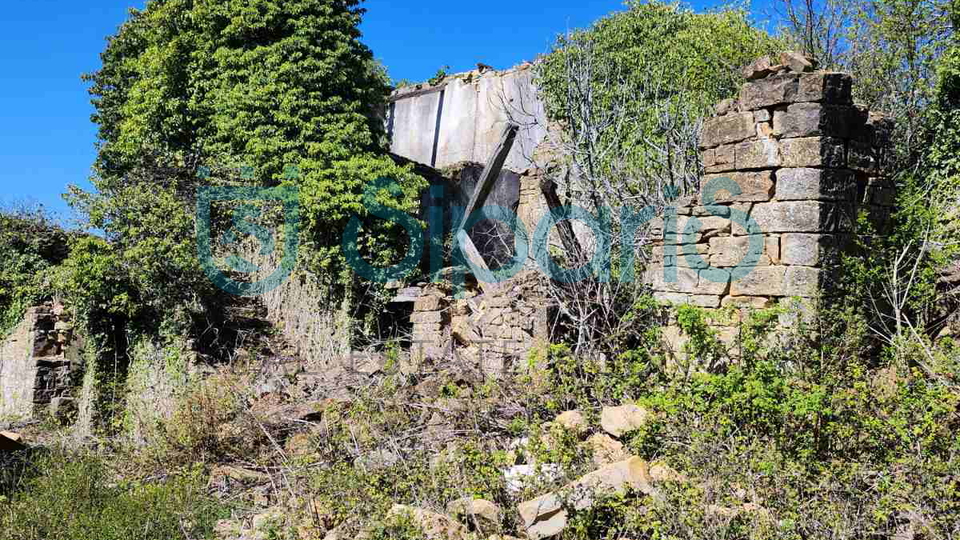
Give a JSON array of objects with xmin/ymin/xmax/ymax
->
[
  {"xmin": 403, "ymin": 270, "xmax": 550, "ymax": 376},
  {"xmin": 648, "ymin": 52, "xmax": 894, "ymax": 349},
  {"xmin": 0, "ymin": 302, "xmax": 83, "ymax": 421}
]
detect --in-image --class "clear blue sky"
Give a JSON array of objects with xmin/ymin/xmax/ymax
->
[{"xmin": 0, "ymin": 0, "xmax": 775, "ymax": 224}]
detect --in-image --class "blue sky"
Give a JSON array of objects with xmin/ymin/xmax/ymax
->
[{"xmin": 0, "ymin": 0, "xmax": 775, "ymax": 224}]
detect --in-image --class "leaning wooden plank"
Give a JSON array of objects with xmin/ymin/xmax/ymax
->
[
  {"xmin": 539, "ymin": 177, "xmax": 584, "ymax": 265},
  {"xmin": 456, "ymin": 229, "xmax": 499, "ymax": 295},
  {"xmin": 455, "ymin": 123, "xmax": 520, "ymax": 236}
]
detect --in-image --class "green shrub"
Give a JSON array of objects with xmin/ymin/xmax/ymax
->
[
  {"xmin": 0, "ymin": 451, "xmax": 223, "ymax": 540},
  {"xmin": 0, "ymin": 208, "xmax": 69, "ymax": 336}
]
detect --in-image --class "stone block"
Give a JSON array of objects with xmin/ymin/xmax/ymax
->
[
  {"xmin": 518, "ymin": 458, "xmax": 655, "ymax": 540},
  {"xmin": 414, "ymin": 295, "xmax": 444, "ymax": 312},
  {"xmin": 701, "ymin": 112, "xmax": 756, "ymax": 148},
  {"xmin": 751, "ymin": 201, "xmax": 822, "ymax": 233},
  {"xmin": 739, "ymin": 73, "xmax": 800, "ymax": 110},
  {"xmin": 693, "ymin": 205, "xmax": 731, "ymax": 217},
  {"xmin": 648, "ymin": 265, "xmax": 729, "ymax": 296},
  {"xmin": 784, "ymin": 266, "xmax": 823, "ymax": 296},
  {"xmin": 703, "ymin": 171, "xmax": 775, "ymax": 202},
  {"xmin": 653, "ymin": 292, "xmax": 722, "ymax": 309},
  {"xmin": 412, "ymin": 330, "xmax": 443, "ymax": 344},
  {"xmin": 780, "ymin": 234, "xmax": 838, "ymax": 266},
  {"xmin": 709, "ymin": 236, "xmax": 769, "ymax": 268},
  {"xmin": 584, "ymin": 433, "xmax": 629, "ymax": 466},
  {"xmin": 773, "ymin": 103, "xmax": 866, "ymax": 139},
  {"xmin": 675, "ymin": 244, "xmax": 710, "ymax": 269},
  {"xmin": 697, "ymin": 268, "xmax": 731, "ymax": 295},
  {"xmin": 715, "ymin": 97, "xmax": 738, "ymax": 115},
  {"xmin": 796, "ymin": 72, "xmax": 853, "ymax": 104},
  {"xmin": 446, "ymin": 498, "xmax": 501, "ymax": 531},
  {"xmin": 775, "ymin": 168, "xmax": 856, "ymax": 201},
  {"xmin": 754, "ymin": 109, "xmax": 771, "ymax": 123},
  {"xmin": 554, "ymin": 410, "xmax": 587, "ymax": 433},
  {"xmin": 730, "ymin": 266, "xmax": 786, "ymax": 296},
  {"xmin": 721, "ymin": 296, "xmax": 775, "ymax": 310},
  {"xmin": 664, "ymin": 216, "xmax": 728, "ymax": 244},
  {"xmin": 742, "ymin": 55, "xmax": 777, "ymax": 80},
  {"xmin": 779, "ymin": 51, "xmax": 817, "ymax": 73},
  {"xmin": 765, "ymin": 235, "xmax": 781, "ymax": 264},
  {"xmin": 601, "ymin": 404, "xmax": 654, "ymax": 437},
  {"xmin": 411, "ymin": 311, "xmax": 443, "ymax": 324},
  {"xmin": 730, "ymin": 203, "xmax": 762, "ymax": 236},
  {"xmin": 780, "ymin": 137, "xmax": 846, "ymax": 168},
  {"xmin": 735, "ymin": 139, "xmax": 781, "ymax": 170},
  {"xmin": 703, "ymin": 143, "xmax": 736, "ymax": 173},
  {"xmin": 648, "ymin": 265, "xmax": 699, "ymax": 294}
]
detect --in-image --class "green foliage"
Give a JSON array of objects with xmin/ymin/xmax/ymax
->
[
  {"xmin": 60, "ymin": 173, "xmax": 212, "ymax": 338},
  {"xmin": 428, "ymin": 65, "xmax": 450, "ymax": 86},
  {"xmin": 0, "ymin": 209, "xmax": 68, "ymax": 336},
  {"xmin": 74, "ymin": 0, "xmax": 427, "ymax": 339},
  {"xmin": 0, "ymin": 451, "xmax": 222, "ymax": 540},
  {"xmin": 522, "ymin": 337, "xmax": 664, "ymax": 416},
  {"xmin": 536, "ymin": 0, "xmax": 780, "ymax": 193}
]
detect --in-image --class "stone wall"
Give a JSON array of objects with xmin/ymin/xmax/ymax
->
[
  {"xmin": 257, "ymin": 266, "xmax": 352, "ymax": 370},
  {"xmin": 0, "ymin": 302, "xmax": 82, "ymax": 421},
  {"xmin": 647, "ymin": 53, "xmax": 894, "ymax": 351},
  {"xmin": 403, "ymin": 271, "xmax": 550, "ymax": 377}
]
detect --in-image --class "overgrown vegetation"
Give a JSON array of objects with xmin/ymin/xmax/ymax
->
[
  {"xmin": 4, "ymin": 0, "xmax": 960, "ymax": 539},
  {"xmin": 0, "ymin": 451, "xmax": 223, "ymax": 540},
  {"xmin": 68, "ymin": 0, "xmax": 426, "ymax": 342},
  {"xmin": 0, "ymin": 207, "xmax": 68, "ymax": 336}
]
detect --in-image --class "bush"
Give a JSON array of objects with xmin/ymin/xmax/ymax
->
[
  {"xmin": 0, "ymin": 451, "xmax": 223, "ymax": 540},
  {"xmin": 0, "ymin": 208, "xmax": 69, "ymax": 336}
]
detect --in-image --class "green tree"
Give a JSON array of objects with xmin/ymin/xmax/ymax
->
[
  {"xmin": 846, "ymin": 0, "xmax": 954, "ymax": 155},
  {"xmin": 71, "ymin": 0, "xmax": 425, "ymax": 335},
  {"xmin": 530, "ymin": 2, "xmax": 779, "ymax": 355},
  {"xmin": 536, "ymin": 1, "xmax": 781, "ymax": 204}
]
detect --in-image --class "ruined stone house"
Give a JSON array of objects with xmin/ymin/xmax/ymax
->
[
  {"xmin": 648, "ymin": 53, "xmax": 895, "ymax": 354},
  {"xmin": 385, "ymin": 53, "xmax": 895, "ymax": 365},
  {"xmin": 0, "ymin": 54, "xmax": 898, "ymax": 419}
]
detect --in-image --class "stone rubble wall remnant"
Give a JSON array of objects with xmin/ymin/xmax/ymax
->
[
  {"xmin": 647, "ymin": 53, "xmax": 895, "ymax": 356},
  {"xmin": 0, "ymin": 301, "xmax": 83, "ymax": 421}
]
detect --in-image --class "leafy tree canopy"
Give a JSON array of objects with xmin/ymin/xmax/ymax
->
[
  {"xmin": 536, "ymin": 0, "xmax": 781, "ymax": 198},
  {"xmin": 71, "ymin": 0, "xmax": 424, "ymax": 334}
]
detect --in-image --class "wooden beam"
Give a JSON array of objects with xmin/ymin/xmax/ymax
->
[
  {"xmin": 453, "ymin": 123, "xmax": 519, "ymax": 293},
  {"xmin": 539, "ymin": 177, "xmax": 584, "ymax": 264},
  {"xmin": 455, "ymin": 124, "xmax": 520, "ymax": 236},
  {"xmin": 456, "ymin": 230, "xmax": 499, "ymax": 295}
]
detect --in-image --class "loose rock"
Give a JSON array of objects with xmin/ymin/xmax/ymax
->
[
  {"xmin": 446, "ymin": 498, "xmax": 501, "ymax": 531},
  {"xmin": 742, "ymin": 55, "xmax": 776, "ymax": 80},
  {"xmin": 583, "ymin": 433, "xmax": 628, "ymax": 466},
  {"xmin": 0, "ymin": 431, "xmax": 25, "ymax": 452},
  {"xmin": 554, "ymin": 410, "xmax": 587, "ymax": 434},
  {"xmin": 518, "ymin": 457, "xmax": 655, "ymax": 539},
  {"xmin": 780, "ymin": 51, "xmax": 817, "ymax": 73},
  {"xmin": 600, "ymin": 404, "xmax": 654, "ymax": 438}
]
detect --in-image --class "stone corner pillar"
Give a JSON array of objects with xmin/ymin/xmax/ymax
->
[{"xmin": 646, "ymin": 53, "xmax": 895, "ymax": 361}]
